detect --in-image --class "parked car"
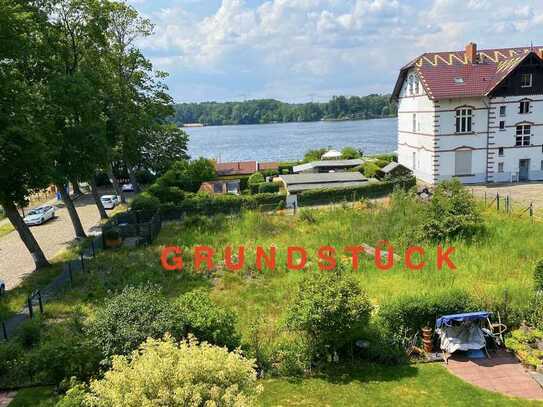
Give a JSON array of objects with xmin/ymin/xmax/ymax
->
[
  {"xmin": 0, "ymin": 279, "xmax": 5, "ymax": 296},
  {"xmin": 100, "ymin": 195, "xmax": 120, "ymax": 210},
  {"xmin": 23, "ymin": 205, "xmax": 56, "ymax": 226},
  {"xmin": 121, "ymin": 183, "xmax": 134, "ymax": 192}
]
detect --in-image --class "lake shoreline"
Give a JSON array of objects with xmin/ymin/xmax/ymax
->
[{"xmin": 182, "ymin": 115, "xmax": 397, "ymax": 129}]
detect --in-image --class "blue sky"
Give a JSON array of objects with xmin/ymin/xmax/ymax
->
[{"xmin": 128, "ymin": 0, "xmax": 543, "ymax": 103}]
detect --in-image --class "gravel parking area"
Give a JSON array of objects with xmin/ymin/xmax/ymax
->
[{"xmin": 0, "ymin": 194, "xmax": 105, "ymax": 290}]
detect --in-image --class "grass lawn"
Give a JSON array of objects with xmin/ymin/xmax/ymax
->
[
  {"xmin": 3, "ymin": 196, "xmax": 543, "ymax": 405},
  {"xmin": 9, "ymin": 387, "xmax": 59, "ymax": 407},
  {"xmin": 261, "ymin": 363, "xmax": 540, "ymax": 406},
  {"xmin": 0, "ymin": 221, "xmax": 14, "ymax": 238}
]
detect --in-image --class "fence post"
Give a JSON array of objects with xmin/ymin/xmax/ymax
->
[
  {"xmin": 484, "ymin": 191, "xmax": 487, "ymax": 206},
  {"xmin": 27, "ymin": 296, "xmax": 33, "ymax": 319},
  {"xmin": 530, "ymin": 203, "xmax": 534, "ymax": 222},
  {"xmin": 38, "ymin": 291, "xmax": 43, "ymax": 314},
  {"xmin": 80, "ymin": 253, "xmax": 85, "ymax": 273},
  {"xmin": 496, "ymin": 192, "xmax": 500, "ymax": 211},
  {"xmin": 1, "ymin": 321, "xmax": 7, "ymax": 340},
  {"xmin": 68, "ymin": 261, "xmax": 73, "ymax": 286},
  {"xmin": 91, "ymin": 239, "xmax": 95, "ymax": 257}
]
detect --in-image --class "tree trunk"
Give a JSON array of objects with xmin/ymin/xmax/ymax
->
[
  {"xmin": 57, "ymin": 183, "xmax": 87, "ymax": 238},
  {"xmin": 71, "ymin": 178, "xmax": 82, "ymax": 196},
  {"xmin": 126, "ymin": 165, "xmax": 140, "ymax": 193},
  {"xmin": 3, "ymin": 201, "xmax": 50, "ymax": 269},
  {"xmin": 107, "ymin": 163, "xmax": 125, "ymax": 203},
  {"xmin": 89, "ymin": 175, "xmax": 108, "ymax": 220}
]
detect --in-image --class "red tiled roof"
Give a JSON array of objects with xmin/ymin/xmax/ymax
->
[
  {"xmin": 393, "ymin": 46, "xmax": 543, "ymax": 100},
  {"xmin": 258, "ymin": 162, "xmax": 279, "ymax": 171},
  {"xmin": 215, "ymin": 161, "xmax": 257, "ymax": 176}
]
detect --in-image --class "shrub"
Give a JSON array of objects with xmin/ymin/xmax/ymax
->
[
  {"xmin": 341, "ymin": 146, "xmax": 363, "ymax": 159},
  {"xmin": 534, "ymin": 259, "xmax": 543, "ymax": 292},
  {"xmin": 103, "ymin": 227, "xmax": 120, "ymax": 241},
  {"xmin": 284, "ymin": 273, "xmax": 372, "ymax": 355},
  {"xmin": 248, "ymin": 172, "xmax": 265, "ymax": 194},
  {"xmin": 175, "ymin": 289, "xmax": 240, "ymax": 349},
  {"xmin": 77, "ymin": 336, "xmax": 261, "ymax": 407},
  {"xmin": 15, "ymin": 318, "xmax": 43, "ymax": 348},
  {"xmin": 361, "ymin": 161, "xmax": 380, "ymax": 177},
  {"xmin": 147, "ymin": 183, "xmax": 185, "ymax": 204},
  {"xmin": 419, "ymin": 179, "xmax": 484, "ymax": 241},
  {"xmin": 87, "ymin": 286, "xmax": 183, "ymax": 358},
  {"xmin": 269, "ymin": 335, "xmax": 312, "ymax": 377},
  {"xmin": 298, "ymin": 178, "xmax": 415, "ymax": 206},
  {"xmin": 258, "ymin": 182, "xmax": 279, "ymax": 194},
  {"xmin": 378, "ymin": 289, "xmax": 477, "ymax": 337},
  {"xmin": 299, "ymin": 209, "xmax": 317, "ymax": 223},
  {"xmin": 303, "ymin": 148, "xmax": 327, "ymax": 163},
  {"xmin": 130, "ymin": 192, "xmax": 160, "ymax": 213}
]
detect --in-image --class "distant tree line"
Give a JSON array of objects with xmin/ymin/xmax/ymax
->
[{"xmin": 172, "ymin": 95, "xmax": 397, "ymax": 126}]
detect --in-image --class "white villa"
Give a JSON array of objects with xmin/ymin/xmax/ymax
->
[{"xmin": 393, "ymin": 42, "xmax": 543, "ymax": 184}]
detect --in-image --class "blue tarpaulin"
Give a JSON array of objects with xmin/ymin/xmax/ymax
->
[{"xmin": 436, "ymin": 311, "xmax": 491, "ymax": 328}]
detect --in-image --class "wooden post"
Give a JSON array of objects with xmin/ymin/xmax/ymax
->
[
  {"xmin": 484, "ymin": 191, "xmax": 487, "ymax": 206},
  {"xmin": 27, "ymin": 296, "xmax": 33, "ymax": 319},
  {"xmin": 68, "ymin": 261, "xmax": 73, "ymax": 286},
  {"xmin": 38, "ymin": 291, "xmax": 43, "ymax": 314},
  {"xmin": 80, "ymin": 253, "xmax": 85, "ymax": 273},
  {"xmin": 1, "ymin": 321, "xmax": 7, "ymax": 340},
  {"xmin": 530, "ymin": 203, "xmax": 534, "ymax": 222},
  {"xmin": 496, "ymin": 192, "xmax": 500, "ymax": 211}
]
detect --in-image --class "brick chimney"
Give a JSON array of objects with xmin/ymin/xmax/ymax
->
[{"xmin": 465, "ymin": 42, "xmax": 477, "ymax": 64}]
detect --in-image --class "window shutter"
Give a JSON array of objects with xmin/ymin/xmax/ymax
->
[{"xmin": 455, "ymin": 150, "xmax": 472, "ymax": 176}]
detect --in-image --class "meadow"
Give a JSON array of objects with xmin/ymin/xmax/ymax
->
[{"xmin": 3, "ymin": 190, "xmax": 543, "ymax": 405}]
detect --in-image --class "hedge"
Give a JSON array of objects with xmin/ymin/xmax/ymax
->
[
  {"xmin": 378, "ymin": 289, "xmax": 478, "ymax": 336},
  {"xmin": 159, "ymin": 192, "xmax": 286, "ymax": 219},
  {"xmin": 298, "ymin": 177, "xmax": 416, "ymax": 206},
  {"xmin": 258, "ymin": 182, "xmax": 280, "ymax": 194}
]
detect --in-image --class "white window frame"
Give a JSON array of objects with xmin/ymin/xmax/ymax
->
[
  {"xmin": 498, "ymin": 147, "xmax": 504, "ymax": 157},
  {"xmin": 455, "ymin": 108, "xmax": 473, "ymax": 133},
  {"xmin": 520, "ymin": 100, "xmax": 530, "ymax": 114},
  {"xmin": 499, "ymin": 106, "xmax": 506, "ymax": 117},
  {"xmin": 499, "ymin": 121, "xmax": 505, "ymax": 130},
  {"xmin": 414, "ymin": 77, "xmax": 420, "ymax": 94},
  {"xmin": 408, "ymin": 75, "xmax": 414, "ymax": 95},
  {"xmin": 498, "ymin": 162, "xmax": 504, "ymax": 173},
  {"xmin": 412, "ymin": 113, "xmax": 416, "ymax": 133},
  {"xmin": 515, "ymin": 124, "xmax": 531, "ymax": 146},
  {"xmin": 521, "ymin": 73, "xmax": 533, "ymax": 88}
]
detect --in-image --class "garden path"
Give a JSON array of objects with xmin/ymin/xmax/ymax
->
[{"xmin": 447, "ymin": 350, "xmax": 543, "ymax": 400}]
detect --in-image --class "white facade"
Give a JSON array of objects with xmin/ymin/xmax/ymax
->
[{"xmin": 397, "ymin": 69, "xmax": 543, "ymax": 184}]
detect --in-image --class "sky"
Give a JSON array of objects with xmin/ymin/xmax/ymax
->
[{"xmin": 128, "ymin": 0, "xmax": 543, "ymax": 103}]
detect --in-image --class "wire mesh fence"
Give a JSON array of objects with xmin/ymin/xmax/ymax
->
[{"xmin": 0, "ymin": 210, "xmax": 162, "ymax": 341}]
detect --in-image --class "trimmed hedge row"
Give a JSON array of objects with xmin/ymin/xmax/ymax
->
[
  {"xmin": 159, "ymin": 192, "xmax": 286, "ymax": 219},
  {"xmin": 298, "ymin": 177, "xmax": 416, "ymax": 206}
]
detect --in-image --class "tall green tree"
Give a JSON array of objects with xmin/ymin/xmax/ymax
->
[
  {"xmin": 0, "ymin": 0, "xmax": 52, "ymax": 268},
  {"xmin": 46, "ymin": 0, "xmax": 110, "ymax": 238}
]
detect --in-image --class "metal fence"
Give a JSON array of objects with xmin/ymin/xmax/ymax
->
[
  {"xmin": 1, "ymin": 210, "xmax": 162, "ymax": 341},
  {"xmin": 471, "ymin": 189, "xmax": 541, "ymax": 223}
]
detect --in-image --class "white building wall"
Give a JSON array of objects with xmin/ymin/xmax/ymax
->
[
  {"xmin": 434, "ymin": 97, "xmax": 489, "ymax": 183},
  {"xmin": 490, "ymin": 96, "xmax": 543, "ymax": 182},
  {"xmin": 397, "ymin": 69, "xmax": 436, "ymax": 183}
]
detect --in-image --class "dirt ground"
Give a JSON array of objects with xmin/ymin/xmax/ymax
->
[{"xmin": 468, "ymin": 182, "xmax": 543, "ymax": 213}]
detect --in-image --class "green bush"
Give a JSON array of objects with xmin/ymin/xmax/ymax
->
[
  {"xmin": 298, "ymin": 178, "xmax": 416, "ymax": 206},
  {"xmin": 361, "ymin": 161, "xmax": 380, "ymax": 177},
  {"xmin": 269, "ymin": 335, "xmax": 312, "ymax": 377},
  {"xmin": 378, "ymin": 289, "xmax": 477, "ymax": 337},
  {"xmin": 87, "ymin": 286, "xmax": 183, "ymax": 358},
  {"xmin": 159, "ymin": 192, "xmax": 286, "ymax": 218},
  {"xmin": 130, "ymin": 192, "xmax": 160, "ymax": 213},
  {"xmin": 258, "ymin": 182, "xmax": 280, "ymax": 194},
  {"xmin": 248, "ymin": 172, "xmax": 265, "ymax": 194},
  {"xmin": 284, "ymin": 273, "xmax": 373, "ymax": 355},
  {"xmin": 175, "ymin": 289, "xmax": 240, "ymax": 350},
  {"xmin": 419, "ymin": 179, "xmax": 485, "ymax": 241},
  {"xmin": 341, "ymin": 146, "xmax": 363, "ymax": 159},
  {"xmin": 147, "ymin": 183, "xmax": 185, "ymax": 204},
  {"xmin": 372, "ymin": 153, "xmax": 397, "ymax": 163},
  {"xmin": 534, "ymin": 259, "xmax": 543, "ymax": 292}
]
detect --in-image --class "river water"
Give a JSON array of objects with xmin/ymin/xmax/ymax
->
[{"xmin": 186, "ymin": 117, "xmax": 397, "ymax": 162}]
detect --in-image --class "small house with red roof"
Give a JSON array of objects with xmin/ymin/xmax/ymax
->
[{"xmin": 393, "ymin": 42, "xmax": 543, "ymax": 184}]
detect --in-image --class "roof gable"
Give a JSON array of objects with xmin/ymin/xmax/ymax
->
[{"xmin": 393, "ymin": 46, "xmax": 543, "ymax": 100}]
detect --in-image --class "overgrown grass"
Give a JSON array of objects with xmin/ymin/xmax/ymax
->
[{"xmin": 9, "ymin": 386, "xmax": 59, "ymax": 407}]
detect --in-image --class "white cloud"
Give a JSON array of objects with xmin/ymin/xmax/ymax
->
[{"xmin": 133, "ymin": 0, "xmax": 543, "ymax": 101}]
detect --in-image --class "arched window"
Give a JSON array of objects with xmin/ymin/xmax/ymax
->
[
  {"xmin": 455, "ymin": 107, "xmax": 472, "ymax": 133},
  {"xmin": 408, "ymin": 75, "xmax": 414, "ymax": 95},
  {"xmin": 414, "ymin": 76, "xmax": 420, "ymax": 94}
]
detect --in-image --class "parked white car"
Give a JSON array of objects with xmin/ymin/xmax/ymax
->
[
  {"xmin": 100, "ymin": 195, "xmax": 120, "ymax": 210},
  {"xmin": 121, "ymin": 183, "xmax": 134, "ymax": 192},
  {"xmin": 23, "ymin": 205, "xmax": 56, "ymax": 226},
  {"xmin": 0, "ymin": 279, "xmax": 5, "ymax": 296}
]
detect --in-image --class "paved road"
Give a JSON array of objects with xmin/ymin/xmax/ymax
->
[{"xmin": 0, "ymin": 194, "xmax": 105, "ymax": 290}]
